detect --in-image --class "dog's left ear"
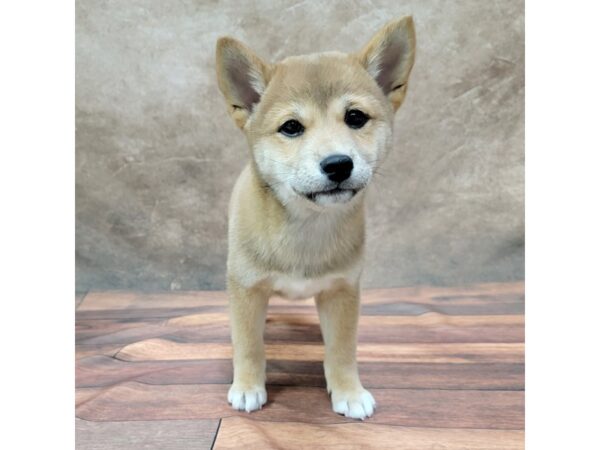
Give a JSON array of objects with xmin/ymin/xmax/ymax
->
[
  {"xmin": 216, "ymin": 37, "xmax": 271, "ymax": 129},
  {"xmin": 357, "ymin": 16, "xmax": 416, "ymax": 111}
]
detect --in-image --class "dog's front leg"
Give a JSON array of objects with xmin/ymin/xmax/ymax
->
[
  {"xmin": 316, "ymin": 283, "xmax": 376, "ymax": 420},
  {"xmin": 227, "ymin": 277, "xmax": 269, "ymax": 412}
]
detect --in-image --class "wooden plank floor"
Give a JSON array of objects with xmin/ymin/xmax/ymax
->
[{"xmin": 75, "ymin": 282, "xmax": 524, "ymax": 449}]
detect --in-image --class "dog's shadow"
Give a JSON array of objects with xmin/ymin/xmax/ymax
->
[{"xmin": 265, "ymin": 316, "xmax": 327, "ymax": 389}]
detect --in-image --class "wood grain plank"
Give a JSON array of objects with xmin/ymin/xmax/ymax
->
[
  {"xmin": 76, "ymin": 387, "xmax": 105, "ymax": 407},
  {"xmin": 77, "ymin": 282, "xmax": 524, "ymax": 318},
  {"xmin": 182, "ymin": 313, "xmax": 523, "ymax": 344},
  {"xmin": 266, "ymin": 299, "xmax": 524, "ymax": 316},
  {"xmin": 76, "ymin": 356, "xmax": 233, "ymax": 388},
  {"xmin": 115, "ymin": 338, "xmax": 524, "ymax": 364},
  {"xmin": 76, "ymin": 313, "xmax": 523, "ymax": 345},
  {"xmin": 76, "ymin": 344, "xmax": 123, "ymax": 360},
  {"xmin": 169, "ymin": 312, "xmax": 523, "ymax": 327},
  {"xmin": 213, "ymin": 417, "xmax": 524, "ymax": 450},
  {"xmin": 78, "ymin": 290, "xmax": 228, "ymax": 311},
  {"xmin": 76, "ymin": 318, "xmax": 167, "ymax": 344},
  {"xmin": 359, "ymin": 282, "xmax": 524, "ymax": 305},
  {"xmin": 76, "ymin": 305, "xmax": 226, "ymax": 320},
  {"xmin": 77, "ymin": 355, "xmax": 523, "ymax": 390},
  {"xmin": 356, "ymin": 324, "xmax": 524, "ymax": 343},
  {"xmin": 75, "ymin": 299, "xmax": 523, "ymax": 319},
  {"xmin": 79, "ymin": 282, "xmax": 523, "ymax": 311},
  {"xmin": 76, "ymin": 418, "xmax": 219, "ymax": 450},
  {"xmin": 76, "ymin": 382, "xmax": 524, "ymax": 429},
  {"xmin": 267, "ymin": 360, "xmax": 525, "ymax": 390},
  {"xmin": 74, "ymin": 283, "xmax": 524, "ymax": 446},
  {"xmin": 359, "ymin": 301, "xmax": 523, "ymax": 316}
]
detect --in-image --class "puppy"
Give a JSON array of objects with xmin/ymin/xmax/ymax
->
[{"xmin": 215, "ymin": 17, "xmax": 416, "ymax": 420}]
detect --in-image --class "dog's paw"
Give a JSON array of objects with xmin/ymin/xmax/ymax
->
[
  {"xmin": 227, "ymin": 384, "xmax": 267, "ymax": 413},
  {"xmin": 331, "ymin": 388, "xmax": 376, "ymax": 420}
]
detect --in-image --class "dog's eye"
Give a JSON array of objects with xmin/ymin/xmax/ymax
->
[
  {"xmin": 344, "ymin": 109, "xmax": 370, "ymax": 129},
  {"xmin": 278, "ymin": 120, "xmax": 305, "ymax": 137}
]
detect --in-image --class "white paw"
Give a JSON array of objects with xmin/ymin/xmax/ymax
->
[
  {"xmin": 227, "ymin": 384, "xmax": 267, "ymax": 413},
  {"xmin": 331, "ymin": 389, "xmax": 376, "ymax": 420}
]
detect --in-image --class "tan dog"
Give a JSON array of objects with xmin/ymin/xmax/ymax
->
[{"xmin": 215, "ymin": 17, "xmax": 416, "ymax": 420}]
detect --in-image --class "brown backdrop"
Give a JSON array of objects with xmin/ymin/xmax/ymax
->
[{"xmin": 76, "ymin": 0, "xmax": 524, "ymax": 290}]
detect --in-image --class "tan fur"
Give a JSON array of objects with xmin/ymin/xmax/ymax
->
[{"xmin": 216, "ymin": 17, "xmax": 416, "ymax": 419}]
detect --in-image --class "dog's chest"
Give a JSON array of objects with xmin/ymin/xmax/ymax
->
[{"xmin": 271, "ymin": 274, "xmax": 339, "ymax": 300}]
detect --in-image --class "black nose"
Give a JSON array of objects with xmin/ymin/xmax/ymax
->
[{"xmin": 320, "ymin": 154, "xmax": 353, "ymax": 183}]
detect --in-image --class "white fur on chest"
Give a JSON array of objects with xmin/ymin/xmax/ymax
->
[{"xmin": 271, "ymin": 274, "xmax": 340, "ymax": 300}]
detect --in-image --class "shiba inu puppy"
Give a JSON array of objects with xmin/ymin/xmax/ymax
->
[{"xmin": 215, "ymin": 17, "xmax": 416, "ymax": 420}]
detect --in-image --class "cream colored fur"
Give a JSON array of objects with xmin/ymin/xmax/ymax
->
[{"xmin": 215, "ymin": 17, "xmax": 416, "ymax": 420}]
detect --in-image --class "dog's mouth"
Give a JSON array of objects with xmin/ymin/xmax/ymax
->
[{"xmin": 302, "ymin": 187, "xmax": 360, "ymax": 204}]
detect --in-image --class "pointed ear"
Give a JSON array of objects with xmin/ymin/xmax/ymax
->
[
  {"xmin": 357, "ymin": 16, "xmax": 416, "ymax": 111},
  {"xmin": 216, "ymin": 37, "xmax": 271, "ymax": 128}
]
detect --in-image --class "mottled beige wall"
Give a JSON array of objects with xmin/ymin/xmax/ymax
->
[{"xmin": 76, "ymin": 0, "xmax": 524, "ymax": 290}]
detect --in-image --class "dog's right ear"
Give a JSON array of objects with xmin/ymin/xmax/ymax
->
[{"xmin": 216, "ymin": 37, "xmax": 271, "ymax": 129}]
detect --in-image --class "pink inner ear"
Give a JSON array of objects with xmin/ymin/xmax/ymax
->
[
  {"xmin": 228, "ymin": 57, "xmax": 261, "ymax": 111},
  {"xmin": 374, "ymin": 37, "xmax": 407, "ymax": 94}
]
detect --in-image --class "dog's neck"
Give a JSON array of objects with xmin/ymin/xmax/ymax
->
[
  {"xmin": 241, "ymin": 163, "xmax": 366, "ymax": 277},
  {"xmin": 247, "ymin": 163, "xmax": 365, "ymax": 277}
]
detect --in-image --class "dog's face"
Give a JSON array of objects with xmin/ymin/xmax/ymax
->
[{"xmin": 217, "ymin": 17, "xmax": 416, "ymax": 210}]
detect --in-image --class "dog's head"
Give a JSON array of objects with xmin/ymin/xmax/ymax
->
[{"xmin": 216, "ymin": 17, "xmax": 416, "ymax": 210}]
